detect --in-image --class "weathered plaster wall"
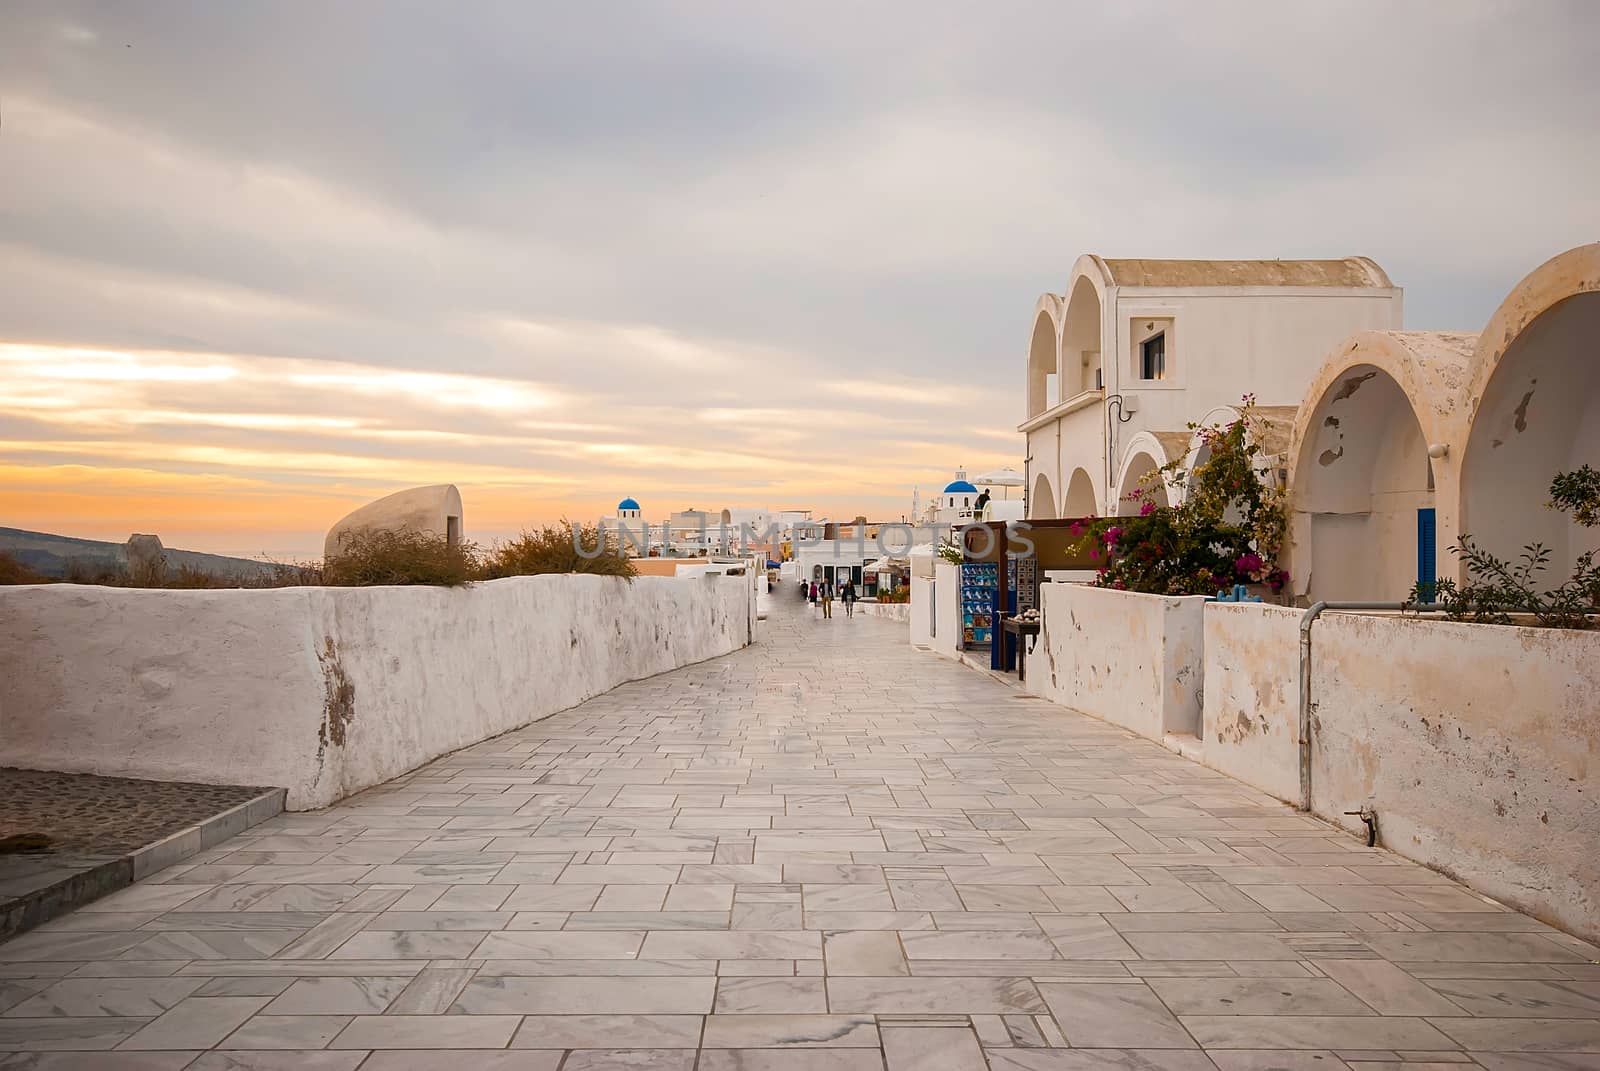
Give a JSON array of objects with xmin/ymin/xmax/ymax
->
[
  {"xmin": 1200, "ymin": 602, "xmax": 1302, "ymax": 802},
  {"xmin": 1310, "ymin": 612, "xmax": 1600, "ymax": 942},
  {"xmin": 0, "ymin": 574, "xmax": 752, "ymax": 810},
  {"xmin": 1201, "ymin": 604, "xmax": 1600, "ymax": 943},
  {"xmin": 1030, "ymin": 585, "xmax": 1205, "ymax": 738}
]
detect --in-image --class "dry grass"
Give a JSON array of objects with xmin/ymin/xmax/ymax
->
[
  {"xmin": 58, "ymin": 556, "xmax": 321, "ymax": 589},
  {"xmin": 17, "ymin": 522, "xmax": 639, "ymax": 590},
  {"xmin": 0, "ymin": 550, "xmax": 49, "ymax": 585},
  {"xmin": 323, "ymin": 528, "xmax": 480, "ymax": 587},
  {"xmin": 483, "ymin": 521, "xmax": 637, "ymax": 581}
]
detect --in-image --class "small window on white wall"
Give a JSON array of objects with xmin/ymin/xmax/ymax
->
[
  {"xmin": 1140, "ymin": 332, "xmax": 1166, "ymax": 381},
  {"xmin": 1131, "ymin": 317, "xmax": 1174, "ymax": 383}
]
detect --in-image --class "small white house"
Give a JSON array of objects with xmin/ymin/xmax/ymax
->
[
  {"xmin": 933, "ymin": 470, "xmax": 981, "ymax": 526},
  {"xmin": 1022, "ymin": 256, "xmax": 1404, "ymax": 520},
  {"xmin": 795, "ymin": 525, "xmax": 936, "ymax": 593}
]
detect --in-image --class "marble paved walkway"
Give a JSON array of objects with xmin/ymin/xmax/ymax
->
[{"xmin": 2, "ymin": 596, "xmax": 1597, "ymax": 1070}]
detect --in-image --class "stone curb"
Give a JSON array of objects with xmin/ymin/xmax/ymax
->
[{"xmin": 0, "ymin": 786, "xmax": 285, "ymax": 941}]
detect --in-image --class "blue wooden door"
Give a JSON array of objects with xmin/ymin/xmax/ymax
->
[{"xmin": 1416, "ymin": 508, "xmax": 1437, "ymax": 601}]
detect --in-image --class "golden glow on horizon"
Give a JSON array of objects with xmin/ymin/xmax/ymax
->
[{"xmin": 0, "ymin": 340, "xmax": 1016, "ymax": 559}]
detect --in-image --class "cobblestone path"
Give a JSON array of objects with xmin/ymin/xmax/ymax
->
[{"xmin": 1, "ymin": 594, "xmax": 1596, "ymax": 1069}]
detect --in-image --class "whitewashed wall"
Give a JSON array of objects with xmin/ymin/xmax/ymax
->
[
  {"xmin": 1203, "ymin": 603, "xmax": 1600, "ymax": 943},
  {"xmin": 1028, "ymin": 585, "xmax": 1205, "ymax": 738},
  {"xmin": 856, "ymin": 601, "xmax": 911, "ymax": 623},
  {"xmin": 930, "ymin": 560, "xmax": 962, "ymax": 659},
  {"xmin": 0, "ymin": 574, "xmax": 752, "ymax": 810},
  {"xmin": 1200, "ymin": 602, "xmax": 1302, "ymax": 802},
  {"xmin": 909, "ymin": 576, "xmax": 935, "ymax": 648}
]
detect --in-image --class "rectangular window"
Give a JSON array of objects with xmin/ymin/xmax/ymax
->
[{"xmin": 1140, "ymin": 332, "xmax": 1166, "ymax": 381}]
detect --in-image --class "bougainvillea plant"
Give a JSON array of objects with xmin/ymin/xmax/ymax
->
[{"xmin": 1072, "ymin": 396, "xmax": 1290, "ymax": 597}]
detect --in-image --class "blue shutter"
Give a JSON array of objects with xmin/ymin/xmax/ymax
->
[{"xmin": 1416, "ymin": 508, "xmax": 1437, "ymax": 601}]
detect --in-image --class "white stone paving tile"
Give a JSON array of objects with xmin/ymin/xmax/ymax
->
[{"xmin": 0, "ymin": 598, "xmax": 1593, "ymax": 1068}]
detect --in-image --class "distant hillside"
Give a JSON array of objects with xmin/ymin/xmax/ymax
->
[{"xmin": 0, "ymin": 527, "xmax": 279, "ymax": 579}]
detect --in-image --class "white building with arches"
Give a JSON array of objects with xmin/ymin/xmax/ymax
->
[
  {"xmin": 1286, "ymin": 242, "xmax": 1600, "ymax": 602},
  {"xmin": 1021, "ymin": 256, "xmax": 1403, "ymax": 521}
]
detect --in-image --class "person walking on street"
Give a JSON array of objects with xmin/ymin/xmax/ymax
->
[
  {"xmin": 808, "ymin": 579, "xmax": 818, "ymax": 606},
  {"xmin": 820, "ymin": 578, "xmax": 834, "ymax": 619},
  {"xmin": 841, "ymin": 578, "xmax": 857, "ymax": 617}
]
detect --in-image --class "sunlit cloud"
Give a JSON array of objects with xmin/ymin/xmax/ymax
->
[
  {"xmin": 0, "ymin": 335, "xmax": 1015, "ymax": 556},
  {"xmin": 284, "ymin": 369, "xmax": 555, "ymax": 413},
  {"xmin": 2, "ymin": 3, "xmax": 1585, "ymax": 558},
  {"xmin": 830, "ymin": 380, "xmax": 978, "ymax": 406}
]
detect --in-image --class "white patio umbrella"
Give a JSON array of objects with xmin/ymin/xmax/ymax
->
[{"xmin": 973, "ymin": 467, "xmax": 1025, "ymax": 498}]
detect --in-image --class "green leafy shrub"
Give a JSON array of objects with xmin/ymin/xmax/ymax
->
[
  {"xmin": 1549, "ymin": 464, "xmax": 1600, "ymax": 527},
  {"xmin": 323, "ymin": 528, "xmax": 480, "ymax": 587},
  {"xmin": 1412, "ymin": 467, "xmax": 1600, "ymax": 629},
  {"xmin": 483, "ymin": 521, "xmax": 636, "ymax": 580},
  {"xmin": 873, "ymin": 586, "xmax": 910, "ymax": 603}
]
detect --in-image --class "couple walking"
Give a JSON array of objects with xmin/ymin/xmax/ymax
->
[{"xmin": 808, "ymin": 577, "xmax": 857, "ymax": 619}]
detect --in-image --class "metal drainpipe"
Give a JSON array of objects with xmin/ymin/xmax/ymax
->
[
  {"xmin": 1297, "ymin": 602, "xmax": 1330, "ymax": 812},
  {"xmin": 1299, "ymin": 601, "xmax": 1431, "ymax": 812}
]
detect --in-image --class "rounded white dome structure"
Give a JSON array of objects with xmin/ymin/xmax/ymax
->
[{"xmin": 324, "ymin": 484, "xmax": 464, "ymax": 560}]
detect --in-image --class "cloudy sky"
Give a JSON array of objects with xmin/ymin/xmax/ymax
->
[{"xmin": 2, "ymin": 2, "xmax": 1596, "ymax": 558}]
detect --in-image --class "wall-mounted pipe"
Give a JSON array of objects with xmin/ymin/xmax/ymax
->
[
  {"xmin": 1296, "ymin": 600, "xmax": 1597, "ymax": 814},
  {"xmin": 1300, "ymin": 602, "xmax": 1424, "ymax": 812}
]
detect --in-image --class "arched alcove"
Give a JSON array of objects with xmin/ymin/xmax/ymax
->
[
  {"xmin": 1061, "ymin": 275, "xmax": 1103, "ymax": 396},
  {"xmin": 1026, "ymin": 305, "xmax": 1060, "ymax": 419},
  {"xmin": 1115, "ymin": 451, "xmax": 1169, "ymax": 515},
  {"xmin": 1063, "ymin": 467, "xmax": 1098, "ymax": 518},
  {"xmin": 1030, "ymin": 473, "xmax": 1057, "ymax": 520},
  {"xmin": 1461, "ymin": 291, "xmax": 1600, "ymax": 578},
  {"xmin": 1294, "ymin": 365, "xmax": 1434, "ymax": 600}
]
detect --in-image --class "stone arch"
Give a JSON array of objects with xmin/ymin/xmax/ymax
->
[
  {"xmin": 1288, "ymin": 328, "xmax": 1479, "ymax": 601},
  {"xmin": 1115, "ymin": 450, "xmax": 1170, "ymax": 515},
  {"xmin": 1460, "ymin": 244, "xmax": 1600, "ymax": 579},
  {"xmin": 1181, "ymin": 405, "xmax": 1241, "ymax": 494},
  {"xmin": 1060, "ymin": 265, "xmax": 1106, "ymax": 397},
  {"xmin": 1025, "ymin": 297, "xmax": 1062, "ymax": 419},
  {"xmin": 1177, "ymin": 405, "xmax": 1296, "ymax": 512},
  {"xmin": 1063, "ymin": 467, "xmax": 1098, "ymax": 519},
  {"xmin": 1115, "ymin": 431, "xmax": 1178, "ymax": 515},
  {"xmin": 1030, "ymin": 472, "xmax": 1057, "ymax": 520}
]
